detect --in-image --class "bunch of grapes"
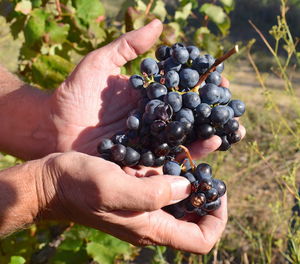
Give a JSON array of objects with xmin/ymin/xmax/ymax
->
[
  {"xmin": 163, "ymin": 158, "xmax": 226, "ymax": 218},
  {"xmin": 97, "ymin": 43, "xmax": 245, "ymax": 217}
]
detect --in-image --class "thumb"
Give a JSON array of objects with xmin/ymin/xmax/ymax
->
[
  {"xmin": 107, "ymin": 174, "xmax": 191, "ymax": 212},
  {"xmin": 100, "ymin": 19, "xmax": 163, "ymax": 67}
]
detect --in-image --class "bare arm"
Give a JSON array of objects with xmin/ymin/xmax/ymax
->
[{"xmin": 0, "ymin": 66, "xmax": 55, "ymax": 160}]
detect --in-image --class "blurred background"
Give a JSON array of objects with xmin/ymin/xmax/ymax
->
[{"xmin": 0, "ymin": 0, "xmax": 299, "ymax": 263}]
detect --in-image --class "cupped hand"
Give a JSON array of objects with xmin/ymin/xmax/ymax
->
[
  {"xmin": 48, "ymin": 19, "xmax": 245, "ymax": 160},
  {"xmin": 37, "ymin": 151, "xmax": 227, "ymax": 254}
]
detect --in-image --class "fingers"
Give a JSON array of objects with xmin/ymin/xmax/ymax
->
[
  {"xmin": 220, "ymin": 76, "xmax": 229, "ymax": 88},
  {"xmin": 102, "ymin": 173, "xmax": 190, "ymax": 211},
  {"xmin": 96, "ymin": 19, "xmax": 163, "ymax": 68}
]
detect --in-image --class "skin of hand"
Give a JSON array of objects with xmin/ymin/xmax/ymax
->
[{"xmin": 33, "ymin": 151, "xmax": 227, "ymax": 254}]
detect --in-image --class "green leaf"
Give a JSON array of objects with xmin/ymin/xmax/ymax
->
[
  {"xmin": 9, "ymin": 256, "xmax": 26, "ymax": 264},
  {"xmin": 31, "ymin": 0, "xmax": 42, "ymax": 8},
  {"xmin": 175, "ymin": 2, "xmax": 192, "ymax": 22},
  {"xmin": 217, "ymin": 15, "xmax": 231, "ymax": 36},
  {"xmin": 32, "ymin": 55, "xmax": 74, "ymax": 89},
  {"xmin": 73, "ymin": 0, "xmax": 105, "ymax": 26},
  {"xmin": 15, "ymin": 0, "xmax": 32, "ymax": 15},
  {"xmin": 152, "ymin": 0, "xmax": 167, "ymax": 21},
  {"xmin": 46, "ymin": 21, "xmax": 70, "ymax": 44},
  {"xmin": 220, "ymin": 0, "xmax": 235, "ymax": 13},
  {"xmin": 200, "ymin": 3, "xmax": 226, "ymax": 24},
  {"xmin": 24, "ymin": 9, "xmax": 48, "ymax": 47},
  {"xmin": 180, "ymin": 0, "xmax": 198, "ymax": 9}
]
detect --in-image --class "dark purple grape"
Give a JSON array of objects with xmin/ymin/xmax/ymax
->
[
  {"xmin": 155, "ymin": 45, "xmax": 171, "ymax": 61},
  {"xmin": 204, "ymin": 188, "xmax": 218, "ymax": 202},
  {"xmin": 145, "ymin": 99, "xmax": 164, "ymax": 114},
  {"xmin": 195, "ymin": 163, "xmax": 212, "ymax": 180},
  {"xmin": 212, "ymin": 179, "xmax": 226, "ymax": 197},
  {"xmin": 122, "ymin": 147, "xmax": 140, "ymax": 166},
  {"xmin": 194, "ymin": 208, "xmax": 208, "ymax": 216},
  {"xmin": 179, "ymin": 68, "xmax": 200, "ymax": 88},
  {"xmin": 140, "ymin": 151, "xmax": 155, "ymax": 167},
  {"xmin": 199, "ymin": 177, "xmax": 213, "ymax": 191},
  {"xmin": 204, "ymin": 54, "xmax": 215, "ymax": 67},
  {"xmin": 154, "ymin": 103, "xmax": 173, "ymax": 121},
  {"xmin": 228, "ymin": 100, "xmax": 246, "ymax": 117},
  {"xmin": 153, "ymin": 142, "xmax": 170, "ymax": 156},
  {"xmin": 206, "ymin": 71, "xmax": 222, "ymax": 86},
  {"xmin": 182, "ymin": 92, "xmax": 201, "ymax": 109},
  {"xmin": 164, "ymin": 92, "xmax": 182, "ymax": 112},
  {"xmin": 172, "ymin": 42, "xmax": 185, "ymax": 49},
  {"xmin": 147, "ymin": 82, "xmax": 168, "ymax": 100},
  {"xmin": 126, "ymin": 115, "xmax": 140, "ymax": 130},
  {"xmin": 187, "ymin": 45, "xmax": 200, "ymax": 60},
  {"xmin": 226, "ymin": 106, "xmax": 235, "ymax": 119},
  {"xmin": 192, "ymin": 55, "xmax": 209, "ymax": 74},
  {"xmin": 224, "ymin": 119, "xmax": 239, "ymax": 134},
  {"xmin": 140, "ymin": 58, "xmax": 159, "ymax": 76},
  {"xmin": 172, "ymin": 47, "xmax": 189, "ymax": 64},
  {"xmin": 218, "ymin": 135, "xmax": 231, "ymax": 151},
  {"xmin": 195, "ymin": 103, "xmax": 211, "ymax": 119},
  {"xmin": 164, "ymin": 57, "xmax": 182, "ymax": 72},
  {"xmin": 200, "ymin": 83, "xmax": 222, "ymax": 105},
  {"xmin": 189, "ymin": 192, "xmax": 206, "ymax": 208},
  {"xmin": 227, "ymin": 130, "xmax": 242, "ymax": 144},
  {"xmin": 196, "ymin": 123, "xmax": 216, "ymax": 139},
  {"xmin": 181, "ymin": 119, "xmax": 193, "ymax": 134},
  {"xmin": 129, "ymin": 74, "xmax": 144, "ymax": 90},
  {"xmin": 97, "ymin": 138, "xmax": 114, "ymax": 154},
  {"xmin": 220, "ymin": 87, "xmax": 232, "ymax": 105},
  {"xmin": 175, "ymin": 108, "xmax": 194, "ymax": 124},
  {"xmin": 210, "ymin": 105, "xmax": 230, "ymax": 126},
  {"xmin": 163, "ymin": 161, "xmax": 182, "ymax": 175},
  {"xmin": 203, "ymin": 198, "xmax": 221, "ymax": 212},
  {"xmin": 151, "ymin": 120, "xmax": 166, "ymax": 134},
  {"xmin": 154, "ymin": 156, "xmax": 166, "ymax": 167},
  {"xmin": 164, "ymin": 70, "xmax": 179, "ymax": 88},
  {"xmin": 163, "ymin": 203, "xmax": 186, "ymax": 219},
  {"xmin": 111, "ymin": 144, "xmax": 126, "ymax": 162},
  {"xmin": 183, "ymin": 171, "xmax": 196, "ymax": 183},
  {"xmin": 165, "ymin": 121, "xmax": 186, "ymax": 141}
]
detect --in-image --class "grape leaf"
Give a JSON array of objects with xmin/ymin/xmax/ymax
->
[
  {"xmin": 24, "ymin": 9, "xmax": 48, "ymax": 47},
  {"xmin": 175, "ymin": 3, "xmax": 192, "ymax": 22},
  {"xmin": 32, "ymin": 55, "xmax": 74, "ymax": 89},
  {"xmin": 9, "ymin": 256, "xmax": 26, "ymax": 264},
  {"xmin": 46, "ymin": 21, "xmax": 70, "ymax": 44},
  {"xmin": 199, "ymin": 3, "xmax": 226, "ymax": 25},
  {"xmin": 15, "ymin": 0, "xmax": 32, "ymax": 15},
  {"xmin": 220, "ymin": 0, "xmax": 235, "ymax": 13},
  {"xmin": 72, "ymin": 0, "xmax": 105, "ymax": 26}
]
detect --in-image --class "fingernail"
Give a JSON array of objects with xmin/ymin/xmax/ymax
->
[{"xmin": 170, "ymin": 177, "xmax": 191, "ymax": 203}]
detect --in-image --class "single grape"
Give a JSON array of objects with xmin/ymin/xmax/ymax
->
[
  {"xmin": 204, "ymin": 54, "xmax": 215, "ymax": 67},
  {"xmin": 154, "ymin": 103, "xmax": 173, "ymax": 121},
  {"xmin": 196, "ymin": 123, "xmax": 216, "ymax": 139},
  {"xmin": 195, "ymin": 163, "xmax": 212, "ymax": 180},
  {"xmin": 140, "ymin": 58, "xmax": 159, "ymax": 76},
  {"xmin": 226, "ymin": 105, "xmax": 235, "ymax": 119},
  {"xmin": 216, "ymin": 62, "xmax": 224, "ymax": 73},
  {"xmin": 199, "ymin": 179, "xmax": 213, "ymax": 192},
  {"xmin": 164, "ymin": 70, "xmax": 180, "ymax": 88},
  {"xmin": 140, "ymin": 150, "xmax": 155, "ymax": 167},
  {"xmin": 164, "ymin": 92, "xmax": 182, "ymax": 113},
  {"xmin": 129, "ymin": 74, "xmax": 144, "ymax": 90},
  {"xmin": 212, "ymin": 179, "xmax": 226, "ymax": 197},
  {"xmin": 163, "ymin": 203, "xmax": 186, "ymax": 219},
  {"xmin": 153, "ymin": 142, "xmax": 170, "ymax": 156},
  {"xmin": 175, "ymin": 108, "xmax": 195, "ymax": 124},
  {"xmin": 206, "ymin": 71, "xmax": 222, "ymax": 86},
  {"xmin": 223, "ymin": 119, "xmax": 239, "ymax": 134},
  {"xmin": 219, "ymin": 87, "xmax": 232, "ymax": 105},
  {"xmin": 187, "ymin": 45, "xmax": 200, "ymax": 60},
  {"xmin": 163, "ymin": 161, "xmax": 182, "ymax": 175},
  {"xmin": 181, "ymin": 119, "xmax": 193, "ymax": 134},
  {"xmin": 122, "ymin": 147, "xmax": 140, "ymax": 166},
  {"xmin": 182, "ymin": 92, "xmax": 201, "ymax": 109},
  {"xmin": 97, "ymin": 138, "xmax": 114, "ymax": 154},
  {"xmin": 147, "ymin": 82, "xmax": 168, "ymax": 100},
  {"xmin": 228, "ymin": 100, "xmax": 246, "ymax": 117},
  {"xmin": 163, "ymin": 57, "xmax": 182, "ymax": 72},
  {"xmin": 172, "ymin": 42, "xmax": 185, "ymax": 49},
  {"xmin": 172, "ymin": 47, "xmax": 189, "ymax": 64},
  {"xmin": 204, "ymin": 188, "xmax": 218, "ymax": 202},
  {"xmin": 154, "ymin": 156, "xmax": 166, "ymax": 167},
  {"xmin": 192, "ymin": 55, "xmax": 209, "ymax": 74},
  {"xmin": 111, "ymin": 144, "xmax": 127, "ymax": 162},
  {"xmin": 155, "ymin": 45, "xmax": 171, "ymax": 61},
  {"xmin": 179, "ymin": 68, "xmax": 200, "ymax": 88},
  {"xmin": 194, "ymin": 208, "xmax": 208, "ymax": 217},
  {"xmin": 126, "ymin": 115, "xmax": 140, "ymax": 130},
  {"xmin": 203, "ymin": 198, "xmax": 221, "ymax": 212},
  {"xmin": 183, "ymin": 171, "xmax": 196, "ymax": 183},
  {"xmin": 218, "ymin": 135, "xmax": 231, "ymax": 151},
  {"xmin": 165, "ymin": 121, "xmax": 186, "ymax": 141},
  {"xmin": 210, "ymin": 105, "xmax": 230, "ymax": 126},
  {"xmin": 150, "ymin": 120, "xmax": 166, "ymax": 134},
  {"xmin": 200, "ymin": 83, "xmax": 222, "ymax": 105},
  {"xmin": 227, "ymin": 130, "xmax": 242, "ymax": 144},
  {"xmin": 195, "ymin": 103, "xmax": 211, "ymax": 119}
]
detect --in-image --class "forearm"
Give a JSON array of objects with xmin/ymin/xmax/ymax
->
[
  {"xmin": 0, "ymin": 66, "xmax": 56, "ymax": 160},
  {"xmin": 0, "ymin": 159, "xmax": 41, "ymax": 237}
]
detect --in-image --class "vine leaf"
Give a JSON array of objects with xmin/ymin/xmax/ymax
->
[
  {"xmin": 46, "ymin": 21, "xmax": 70, "ymax": 44},
  {"xmin": 200, "ymin": 3, "xmax": 226, "ymax": 25},
  {"xmin": 32, "ymin": 55, "xmax": 74, "ymax": 89},
  {"xmin": 24, "ymin": 9, "xmax": 48, "ymax": 47},
  {"xmin": 15, "ymin": 0, "xmax": 32, "ymax": 15}
]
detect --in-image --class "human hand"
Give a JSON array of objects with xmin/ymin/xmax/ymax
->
[
  {"xmin": 47, "ymin": 19, "xmax": 245, "ymax": 159},
  {"xmin": 36, "ymin": 151, "xmax": 227, "ymax": 254}
]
